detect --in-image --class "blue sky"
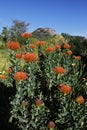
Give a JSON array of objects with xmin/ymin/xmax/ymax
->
[{"xmin": 0, "ymin": 0, "xmax": 87, "ymax": 36}]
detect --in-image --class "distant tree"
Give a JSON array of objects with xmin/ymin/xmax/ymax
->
[
  {"xmin": 61, "ymin": 33, "xmax": 71, "ymax": 42},
  {"xmin": 9, "ymin": 20, "xmax": 29, "ymax": 44},
  {"xmin": 1, "ymin": 27, "xmax": 9, "ymax": 45}
]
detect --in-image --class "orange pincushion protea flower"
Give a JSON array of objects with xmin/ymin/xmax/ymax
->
[
  {"xmin": 29, "ymin": 44, "xmax": 36, "ymax": 49},
  {"xmin": 37, "ymin": 41, "xmax": 45, "ymax": 46},
  {"xmin": 48, "ymin": 121, "xmax": 55, "ymax": 129},
  {"xmin": 46, "ymin": 47, "xmax": 55, "ymax": 52},
  {"xmin": 22, "ymin": 100, "xmax": 27, "ymax": 108},
  {"xmin": 15, "ymin": 53, "xmax": 22, "ymax": 58},
  {"xmin": 36, "ymin": 99, "xmax": 43, "ymax": 107},
  {"xmin": 23, "ymin": 52, "xmax": 38, "ymax": 62},
  {"xmin": 75, "ymin": 96, "xmax": 85, "ymax": 104},
  {"xmin": 74, "ymin": 56, "xmax": 81, "ymax": 60},
  {"xmin": 63, "ymin": 43, "xmax": 71, "ymax": 49},
  {"xmin": 0, "ymin": 75, "xmax": 7, "ymax": 79},
  {"xmin": 7, "ymin": 41, "xmax": 20, "ymax": 50},
  {"xmin": 22, "ymin": 32, "xmax": 32, "ymax": 38},
  {"xmin": 54, "ymin": 66, "xmax": 65, "ymax": 74},
  {"xmin": 59, "ymin": 84, "xmax": 72, "ymax": 94},
  {"xmin": 55, "ymin": 44, "xmax": 61, "ymax": 50},
  {"xmin": 14, "ymin": 72, "xmax": 27, "ymax": 81},
  {"xmin": 7, "ymin": 67, "xmax": 12, "ymax": 73},
  {"xmin": 66, "ymin": 50, "xmax": 73, "ymax": 55}
]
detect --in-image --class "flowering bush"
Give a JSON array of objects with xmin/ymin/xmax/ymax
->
[{"xmin": 2, "ymin": 33, "xmax": 87, "ymax": 130}]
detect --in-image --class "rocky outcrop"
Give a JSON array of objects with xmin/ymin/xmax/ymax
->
[{"xmin": 32, "ymin": 27, "xmax": 57, "ymax": 40}]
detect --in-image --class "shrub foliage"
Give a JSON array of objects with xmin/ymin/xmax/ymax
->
[{"xmin": 0, "ymin": 33, "xmax": 87, "ymax": 130}]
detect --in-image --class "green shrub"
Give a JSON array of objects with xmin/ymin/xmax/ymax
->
[{"xmin": 2, "ymin": 35, "xmax": 87, "ymax": 130}]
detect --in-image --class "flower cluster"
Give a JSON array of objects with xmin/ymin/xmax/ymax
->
[
  {"xmin": 37, "ymin": 40, "xmax": 45, "ymax": 46},
  {"xmin": 36, "ymin": 99, "xmax": 43, "ymax": 107},
  {"xmin": 59, "ymin": 84, "xmax": 72, "ymax": 94},
  {"xmin": 22, "ymin": 32, "xmax": 32, "ymax": 38},
  {"xmin": 0, "ymin": 74, "xmax": 7, "ymax": 79},
  {"xmin": 66, "ymin": 50, "xmax": 73, "ymax": 55},
  {"xmin": 54, "ymin": 44, "xmax": 61, "ymax": 50},
  {"xmin": 75, "ymin": 96, "xmax": 85, "ymax": 104},
  {"xmin": 54, "ymin": 66, "xmax": 65, "ymax": 74},
  {"xmin": 63, "ymin": 43, "xmax": 71, "ymax": 48},
  {"xmin": 46, "ymin": 47, "xmax": 55, "ymax": 52},
  {"xmin": 23, "ymin": 52, "xmax": 38, "ymax": 62},
  {"xmin": 74, "ymin": 56, "xmax": 81, "ymax": 60},
  {"xmin": 29, "ymin": 44, "xmax": 36, "ymax": 49},
  {"xmin": 48, "ymin": 121, "xmax": 55, "ymax": 129},
  {"xmin": 7, "ymin": 41, "xmax": 20, "ymax": 50},
  {"xmin": 15, "ymin": 53, "xmax": 22, "ymax": 58},
  {"xmin": 14, "ymin": 71, "xmax": 27, "ymax": 81}
]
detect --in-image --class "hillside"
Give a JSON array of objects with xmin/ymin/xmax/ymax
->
[{"xmin": 32, "ymin": 27, "xmax": 56, "ymax": 40}]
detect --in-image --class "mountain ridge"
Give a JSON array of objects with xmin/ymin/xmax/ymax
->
[{"xmin": 32, "ymin": 27, "xmax": 57, "ymax": 40}]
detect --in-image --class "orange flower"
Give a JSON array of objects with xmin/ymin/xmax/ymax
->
[
  {"xmin": 23, "ymin": 52, "xmax": 38, "ymax": 62},
  {"xmin": 37, "ymin": 41, "xmax": 45, "ymax": 46},
  {"xmin": 74, "ymin": 56, "xmax": 81, "ymax": 60},
  {"xmin": 7, "ymin": 41, "xmax": 20, "ymax": 50},
  {"xmin": 66, "ymin": 50, "xmax": 73, "ymax": 55},
  {"xmin": 0, "ymin": 75, "xmax": 7, "ymax": 79},
  {"xmin": 55, "ymin": 44, "xmax": 61, "ymax": 50},
  {"xmin": 59, "ymin": 84, "xmax": 72, "ymax": 94},
  {"xmin": 63, "ymin": 43, "xmax": 71, "ymax": 49},
  {"xmin": 46, "ymin": 47, "xmax": 55, "ymax": 52},
  {"xmin": 48, "ymin": 121, "xmax": 55, "ymax": 129},
  {"xmin": 29, "ymin": 44, "xmax": 36, "ymax": 49},
  {"xmin": 22, "ymin": 32, "xmax": 32, "ymax": 38},
  {"xmin": 36, "ymin": 99, "xmax": 43, "ymax": 107},
  {"xmin": 54, "ymin": 66, "xmax": 65, "ymax": 74},
  {"xmin": 75, "ymin": 96, "xmax": 85, "ymax": 104},
  {"xmin": 7, "ymin": 67, "xmax": 12, "ymax": 73},
  {"xmin": 15, "ymin": 53, "xmax": 22, "ymax": 58},
  {"xmin": 14, "ymin": 72, "xmax": 27, "ymax": 81},
  {"xmin": 22, "ymin": 100, "xmax": 27, "ymax": 108}
]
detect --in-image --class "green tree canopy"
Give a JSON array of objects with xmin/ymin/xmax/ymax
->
[{"xmin": 9, "ymin": 20, "xmax": 29, "ymax": 43}]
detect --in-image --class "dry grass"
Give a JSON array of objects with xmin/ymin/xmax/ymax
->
[{"xmin": 0, "ymin": 49, "xmax": 9, "ymax": 72}]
